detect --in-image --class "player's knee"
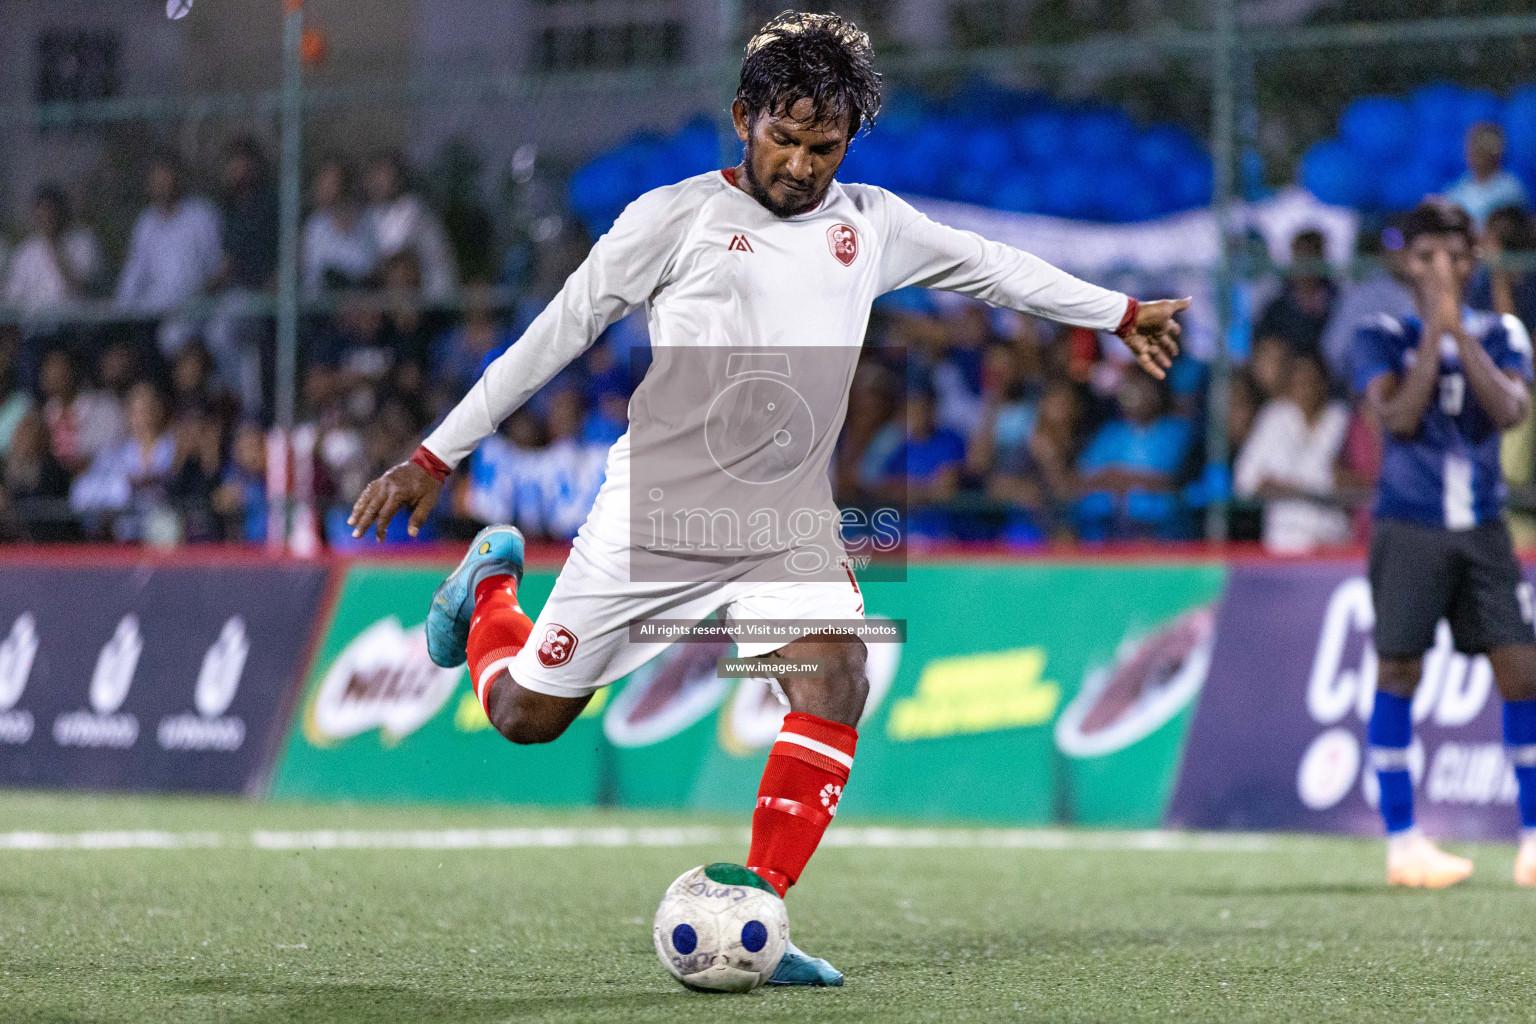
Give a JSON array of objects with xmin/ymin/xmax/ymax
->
[
  {"xmin": 1490, "ymin": 645, "xmax": 1536, "ymax": 702},
  {"xmin": 486, "ymin": 674, "xmax": 569, "ymax": 745},
  {"xmin": 1376, "ymin": 657, "xmax": 1422, "ymax": 698},
  {"xmin": 824, "ymin": 641, "xmax": 869, "ymax": 721}
]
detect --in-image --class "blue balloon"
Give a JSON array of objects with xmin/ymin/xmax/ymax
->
[
  {"xmin": 950, "ymin": 167, "xmax": 1000, "ymax": 206},
  {"xmin": 1340, "ymin": 96, "xmax": 1413, "ymax": 160},
  {"xmin": 1301, "ymin": 140, "xmax": 1373, "ymax": 208},
  {"xmin": 1039, "ymin": 163, "xmax": 1092, "ymax": 219},
  {"xmin": 964, "ymin": 124, "xmax": 1015, "ymax": 175},
  {"xmin": 898, "ymin": 121, "xmax": 955, "ymax": 196},
  {"xmin": 1378, "ymin": 159, "xmax": 1451, "ymax": 212},
  {"xmin": 1168, "ymin": 154, "xmax": 1214, "ymax": 210},
  {"xmin": 667, "ymin": 116, "xmax": 722, "ymax": 177},
  {"xmin": 1457, "ymin": 88, "xmax": 1504, "ymax": 133},
  {"xmin": 1134, "ymin": 125, "xmax": 1203, "ymax": 175},
  {"xmin": 1503, "ymin": 85, "xmax": 1536, "ymax": 167},
  {"xmin": 1013, "ymin": 109, "xmax": 1070, "ymax": 165},
  {"xmin": 876, "ymin": 90, "xmax": 929, "ymax": 138},
  {"xmin": 991, "ymin": 171, "xmax": 1042, "ymax": 214},
  {"xmin": 567, "ymin": 153, "xmax": 634, "ymax": 235},
  {"xmin": 838, "ymin": 136, "xmax": 883, "ymax": 186},
  {"xmin": 1092, "ymin": 164, "xmax": 1161, "ymax": 222},
  {"xmin": 1075, "ymin": 108, "xmax": 1137, "ymax": 163},
  {"xmin": 1411, "ymin": 82, "xmax": 1463, "ymax": 136}
]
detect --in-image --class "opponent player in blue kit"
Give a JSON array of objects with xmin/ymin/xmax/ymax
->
[{"xmin": 1354, "ymin": 198, "xmax": 1536, "ymax": 886}]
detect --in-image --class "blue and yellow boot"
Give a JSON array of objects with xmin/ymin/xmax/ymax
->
[{"xmin": 425, "ymin": 524, "xmax": 525, "ymax": 669}]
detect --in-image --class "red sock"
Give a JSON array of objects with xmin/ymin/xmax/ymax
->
[
  {"xmin": 747, "ymin": 712, "xmax": 857, "ymax": 898},
  {"xmin": 466, "ymin": 574, "xmax": 533, "ymax": 716}
]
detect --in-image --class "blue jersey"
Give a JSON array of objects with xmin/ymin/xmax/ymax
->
[{"xmin": 1352, "ymin": 310, "xmax": 1534, "ymax": 529}]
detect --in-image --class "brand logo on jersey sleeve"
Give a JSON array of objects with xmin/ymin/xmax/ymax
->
[
  {"xmin": 728, "ymin": 235, "xmax": 754, "ymax": 253},
  {"xmin": 827, "ymin": 223, "xmax": 858, "ymax": 266},
  {"xmin": 538, "ymin": 624, "xmax": 579, "ymax": 668}
]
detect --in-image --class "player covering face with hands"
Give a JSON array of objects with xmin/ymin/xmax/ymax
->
[
  {"xmin": 348, "ymin": 10, "xmax": 1186, "ymax": 986},
  {"xmin": 1356, "ymin": 197, "xmax": 1536, "ymax": 888}
]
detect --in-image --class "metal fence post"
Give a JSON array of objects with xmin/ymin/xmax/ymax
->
[
  {"xmin": 717, "ymin": 0, "xmax": 742, "ymax": 170},
  {"xmin": 275, "ymin": 0, "xmax": 305, "ymax": 440},
  {"xmin": 1205, "ymin": 0, "xmax": 1237, "ymax": 542}
]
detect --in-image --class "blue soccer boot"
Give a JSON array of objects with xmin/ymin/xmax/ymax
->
[
  {"xmin": 426, "ymin": 525, "xmax": 525, "ymax": 669},
  {"xmin": 768, "ymin": 940, "xmax": 844, "ymax": 987}
]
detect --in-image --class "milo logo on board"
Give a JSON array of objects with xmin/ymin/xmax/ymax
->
[{"xmin": 304, "ymin": 617, "xmax": 463, "ymax": 746}]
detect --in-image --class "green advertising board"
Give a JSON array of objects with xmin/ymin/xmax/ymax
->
[
  {"xmin": 272, "ymin": 559, "xmax": 1226, "ymax": 827},
  {"xmin": 271, "ymin": 564, "xmax": 607, "ymax": 805}
]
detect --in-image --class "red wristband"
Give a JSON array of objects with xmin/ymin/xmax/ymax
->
[
  {"xmin": 1114, "ymin": 297, "xmax": 1139, "ymax": 339},
  {"xmin": 410, "ymin": 445, "xmax": 450, "ymax": 483}
]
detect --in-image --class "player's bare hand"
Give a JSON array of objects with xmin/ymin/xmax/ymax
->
[
  {"xmin": 1427, "ymin": 249, "xmax": 1463, "ymax": 326},
  {"xmin": 1124, "ymin": 297, "xmax": 1189, "ymax": 380},
  {"xmin": 348, "ymin": 460, "xmax": 442, "ymax": 542}
]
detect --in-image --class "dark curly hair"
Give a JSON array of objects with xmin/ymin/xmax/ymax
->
[
  {"xmin": 736, "ymin": 11, "xmax": 882, "ymax": 138},
  {"xmin": 1401, "ymin": 197, "xmax": 1475, "ymax": 247}
]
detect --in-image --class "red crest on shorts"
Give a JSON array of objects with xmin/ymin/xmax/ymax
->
[
  {"xmin": 537, "ymin": 624, "xmax": 578, "ymax": 668},
  {"xmin": 827, "ymin": 223, "xmax": 858, "ymax": 266}
]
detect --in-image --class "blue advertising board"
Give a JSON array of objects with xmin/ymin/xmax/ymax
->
[{"xmin": 0, "ymin": 562, "xmax": 328, "ymax": 794}]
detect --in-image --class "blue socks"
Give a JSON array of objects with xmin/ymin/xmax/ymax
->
[
  {"xmin": 1369, "ymin": 691, "xmax": 1415, "ymax": 835},
  {"xmin": 1504, "ymin": 700, "xmax": 1536, "ymax": 831},
  {"xmin": 1369, "ymin": 694, "xmax": 1536, "ymax": 835}
]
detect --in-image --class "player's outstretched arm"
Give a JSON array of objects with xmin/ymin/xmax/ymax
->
[
  {"xmin": 348, "ymin": 449, "xmax": 444, "ymax": 541},
  {"xmin": 346, "ymin": 184, "xmax": 694, "ymax": 542},
  {"xmin": 873, "ymin": 192, "xmax": 1185, "ymax": 377}
]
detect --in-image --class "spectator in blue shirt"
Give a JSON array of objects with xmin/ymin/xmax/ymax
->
[
  {"xmin": 874, "ymin": 387, "xmax": 966, "ymax": 544},
  {"xmin": 1073, "ymin": 367, "xmax": 1193, "ymax": 541},
  {"xmin": 212, "ymin": 420, "xmax": 270, "ymax": 543},
  {"xmin": 1470, "ymin": 205, "xmax": 1536, "ymax": 330},
  {"xmin": 1447, "ymin": 123, "xmax": 1528, "ymax": 230}
]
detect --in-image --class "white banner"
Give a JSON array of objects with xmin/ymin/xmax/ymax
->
[{"xmin": 907, "ymin": 187, "xmax": 1360, "ymax": 361}]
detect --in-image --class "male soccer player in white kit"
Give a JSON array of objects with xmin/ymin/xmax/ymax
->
[{"xmin": 348, "ymin": 11, "xmax": 1187, "ymax": 986}]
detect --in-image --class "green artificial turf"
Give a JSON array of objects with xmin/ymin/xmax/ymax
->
[{"xmin": 0, "ymin": 791, "xmax": 1532, "ymax": 1023}]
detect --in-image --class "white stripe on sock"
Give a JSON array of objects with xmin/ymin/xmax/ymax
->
[
  {"xmin": 476, "ymin": 657, "xmax": 518, "ymax": 704},
  {"xmin": 775, "ymin": 731, "xmax": 854, "ymax": 769},
  {"xmin": 1370, "ymin": 746, "xmax": 1412, "ymax": 771}
]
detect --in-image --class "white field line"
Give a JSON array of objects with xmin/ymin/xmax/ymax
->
[{"xmin": 0, "ymin": 826, "xmax": 1284, "ymax": 853}]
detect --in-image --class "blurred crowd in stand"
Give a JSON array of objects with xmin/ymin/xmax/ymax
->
[{"xmin": 2, "ymin": 119, "xmax": 1536, "ymax": 553}]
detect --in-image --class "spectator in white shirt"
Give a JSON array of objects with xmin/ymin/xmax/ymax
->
[
  {"xmin": 69, "ymin": 380, "xmax": 176, "ymax": 541},
  {"xmin": 3, "ymin": 185, "xmax": 104, "ymax": 390},
  {"xmin": 361, "ymin": 152, "xmax": 458, "ymax": 302},
  {"xmin": 1447, "ymin": 123, "xmax": 1529, "ymax": 230},
  {"xmin": 114, "ymin": 155, "xmax": 223, "ymax": 356},
  {"xmin": 1234, "ymin": 350, "xmax": 1354, "ymax": 554},
  {"xmin": 303, "ymin": 158, "xmax": 378, "ymax": 296},
  {"xmin": 3, "ymin": 185, "xmax": 102, "ymax": 316},
  {"xmin": 38, "ymin": 346, "xmax": 123, "ymax": 476}
]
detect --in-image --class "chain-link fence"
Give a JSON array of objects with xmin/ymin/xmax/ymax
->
[{"xmin": 1, "ymin": 1, "xmax": 1534, "ymax": 551}]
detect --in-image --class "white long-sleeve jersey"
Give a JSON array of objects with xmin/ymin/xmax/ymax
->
[{"xmin": 423, "ymin": 169, "xmax": 1131, "ymax": 558}]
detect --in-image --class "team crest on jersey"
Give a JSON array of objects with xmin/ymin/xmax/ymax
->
[
  {"xmin": 827, "ymin": 223, "xmax": 858, "ymax": 266},
  {"xmin": 537, "ymin": 624, "xmax": 578, "ymax": 668}
]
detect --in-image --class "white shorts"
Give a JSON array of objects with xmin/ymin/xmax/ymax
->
[{"xmin": 492, "ymin": 538, "xmax": 866, "ymax": 700}]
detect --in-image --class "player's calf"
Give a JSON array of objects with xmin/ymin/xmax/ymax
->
[
  {"xmin": 1489, "ymin": 645, "xmax": 1536, "ymax": 881},
  {"xmin": 455, "ymin": 543, "xmax": 589, "ymax": 746},
  {"xmin": 745, "ymin": 636, "xmax": 869, "ymax": 899},
  {"xmin": 482, "ymin": 673, "xmax": 590, "ymax": 745},
  {"xmin": 773, "ymin": 635, "xmax": 870, "ymax": 726}
]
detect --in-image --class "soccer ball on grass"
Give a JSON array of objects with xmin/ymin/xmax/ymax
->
[{"xmin": 653, "ymin": 863, "xmax": 789, "ymax": 992}]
